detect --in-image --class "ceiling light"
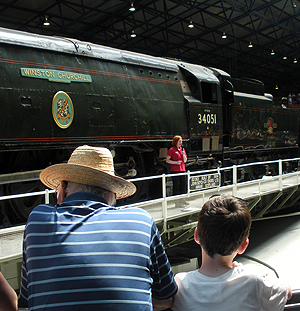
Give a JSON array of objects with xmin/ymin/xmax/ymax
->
[
  {"xmin": 248, "ymin": 42, "xmax": 253, "ymax": 48},
  {"xmin": 222, "ymin": 32, "xmax": 227, "ymax": 39},
  {"xmin": 271, "ymin": 50, "xmax": 275, "ymax": 55},
  {"xmin": 131, "ymin": 31, "xmax": 136, "ymax": 38},
  {"xmin": 188, "ymin": 20, "xmax": 194, "ymax": 28},
  {"xmin": 43, "ymin": 15, "xmax": 50, "ymax": 26},
  {"xmin": 129, "ymin": 2, "xmax": 135, "ymax": 11},
  {"xmin": 283, "ymin": 55, "xmax": 287, "ymax": 60},
  {"xmin": 294, "ymin": 58, "xmax": 297, "ymax": 63}
]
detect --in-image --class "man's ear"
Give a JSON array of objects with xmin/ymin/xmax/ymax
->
[
  {"xmin": 57, "ymin": 181, "xmax": 68, "ymax": 204},
  {"xmin": 102, "ymin": 191, "xmax": 116, "ymax": 206},
  {"xmin": 194, "ymin": 227, "xmax": 200, "ymax": 245},
  {"xmin": 237, "ymin": 238, "xmax": 249, "ymax": 255}
]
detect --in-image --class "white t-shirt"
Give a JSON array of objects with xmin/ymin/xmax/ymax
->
[{"xmin": 172, "ymin": 264, "xmax": 289, "ymax": 311}]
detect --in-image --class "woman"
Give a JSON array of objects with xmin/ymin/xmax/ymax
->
[{"xmin": 166, "ymin": 135, "xmax": 187, "ymax": 195}]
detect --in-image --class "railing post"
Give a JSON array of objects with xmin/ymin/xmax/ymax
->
[
  {"xmin": 45, "ymin": 189, "xmax": 50, "ymax": 204},
  {"xmin": 297, "ymin": 161, "xmax": 299, "ymax": 185},
  {"xmin": 279, "ymin": 159, "xmax": 283, "ymax": 191},
  {"xmin": 187, "ymin": 170, "xmax": 190, "ymax": 195},
  {"xmin": 162, "ymin": 174, "xmax": 167, "ymax": 232},
  {"xmin": 233, "ymin": 165, "xmax": 237, "ymax": 196}
]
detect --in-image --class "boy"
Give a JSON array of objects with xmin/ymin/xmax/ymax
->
[{"xmin": 172, "ymin": 195, "xmax": 292, "ymax": 311}]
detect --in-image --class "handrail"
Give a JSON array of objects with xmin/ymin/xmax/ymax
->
[
  {"xmin": 284, "ymin": 289, "xmax": 300, "ymax": 310},
  {"xmin": 0, "ymin": 157, "xmax": 299, "ymax": 222}
]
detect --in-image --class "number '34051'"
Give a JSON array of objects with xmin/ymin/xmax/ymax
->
[{"xmin": 198, "ymin": 113, "xmax": 217, "ymax": 124}]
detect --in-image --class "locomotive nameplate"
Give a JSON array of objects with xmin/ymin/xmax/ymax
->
[
  {"xmin": 189, "ymin": 173, "xmax": 220, "ymax": 192},
  {"xmin": 52, "ymin": 91, "xmax": 74, "ymax": 129},
  {"xmin": 20, "ymin": 68, "xmax": 92, "ymax": 83}
]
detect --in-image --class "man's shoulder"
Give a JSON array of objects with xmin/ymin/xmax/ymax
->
[
  {"xmin": 25, "ymin": 204, "xmax": 55, "ymax": 228},
  {"xmin": 120, "ymin": 206, "xmax": 153, "ymax": 219},
  {"xmin": 29, "ymin": 203, "xmax": 54, "ymax": 216}
]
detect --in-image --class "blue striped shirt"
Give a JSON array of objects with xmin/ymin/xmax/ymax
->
[{"xmin": 20, "ymin": 192, "xmax": 177, "ymax": 310}]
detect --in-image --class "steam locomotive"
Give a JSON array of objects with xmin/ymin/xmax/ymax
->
[{"xmin": 0, "ymin": 27, "xmax": 298, "ymax": 225}]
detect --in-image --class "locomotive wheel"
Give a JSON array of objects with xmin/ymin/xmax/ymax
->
[
  {"xmin": 5, "ymin": 180, "xmax": 52, "ymax": 222},
  {"xmin": 4, "ymin": 150, "xmax": 55, "ymax": 222},
  {"xmin": 114, "ymin": 150, "xmax": 148, "ymax": 206}
]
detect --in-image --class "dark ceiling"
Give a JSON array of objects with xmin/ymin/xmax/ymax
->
[{"xmin": 0, "ymin": 0, "xmax": 299, "ymax": 98}]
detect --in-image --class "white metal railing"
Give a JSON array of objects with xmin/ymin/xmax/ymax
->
[
  {"xmin": 0, "ymin": 157, "xmax": 300, "ymax": 224},
  {"xmin": 0, "ymin": 188, "xmax": 56, "ymax": 203},
  {"xmin": 0, "ymin": 157, "xmax": 300, "ymax": 266}
]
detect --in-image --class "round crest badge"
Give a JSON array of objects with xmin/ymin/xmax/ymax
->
[{"xmin": 52, "ymin": 91, "xmax": 74, "ymax": 129}]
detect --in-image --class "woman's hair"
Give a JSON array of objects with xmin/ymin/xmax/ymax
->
[
  {"xmin": 172, "ymin": 135, "xmax": 182, "ymax": 146},
  {"xmin": 197, "ymin": 195, "xmax": 251, "ymax": 258}
]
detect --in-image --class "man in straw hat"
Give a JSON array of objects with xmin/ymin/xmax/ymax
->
[{"xmin": 20, "ymin": 145, "xmax": 177, "ymax": 311}]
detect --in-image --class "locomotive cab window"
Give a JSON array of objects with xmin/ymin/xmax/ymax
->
[
  {"xmin": 201, "ymin": 82, "xmax": 218, "ymax": 104},
  {"xmin": 185, "ymin": 73, "xmax": 200, "ymax": 99},
  {"xmin": 180, "ymin": 68, "xmax": 201, "ymax": 100}
]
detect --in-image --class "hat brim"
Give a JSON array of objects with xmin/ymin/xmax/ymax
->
[{"xmin": 39, "ymin": 163, "xmax": 136, "ymax": 200}]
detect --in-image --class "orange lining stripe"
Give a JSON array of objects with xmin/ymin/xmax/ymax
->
[
  {"xmin": 0, "ymin": 134, "xmax": 189, "ymax": 143},
  {"xmin": 0, "ymin": 57, "xmax": 181, "ymax": 85}
]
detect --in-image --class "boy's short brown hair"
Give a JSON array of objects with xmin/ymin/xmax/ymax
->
[{"xmin": 197, "ymin": 195, "xmax": 252, "ymax": 258}]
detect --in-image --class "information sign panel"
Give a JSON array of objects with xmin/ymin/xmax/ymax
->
[{"xmin": 190, "ymin": 173, "xmax": 220, "ymax": 192}]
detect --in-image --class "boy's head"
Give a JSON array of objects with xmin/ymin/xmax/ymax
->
[{"xmin": 196, "ymin": 195, "xmax": 252, "ymax": 258}]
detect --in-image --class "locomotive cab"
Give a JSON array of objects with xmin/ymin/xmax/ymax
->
[{"xmin": 177, "ymin": 63, "xmax": 223, "ymax": 166}]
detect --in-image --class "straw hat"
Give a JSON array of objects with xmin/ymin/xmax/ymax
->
[{"xmin": 39, "ymin": 145, "xmax": 136, "ymax": 199}]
